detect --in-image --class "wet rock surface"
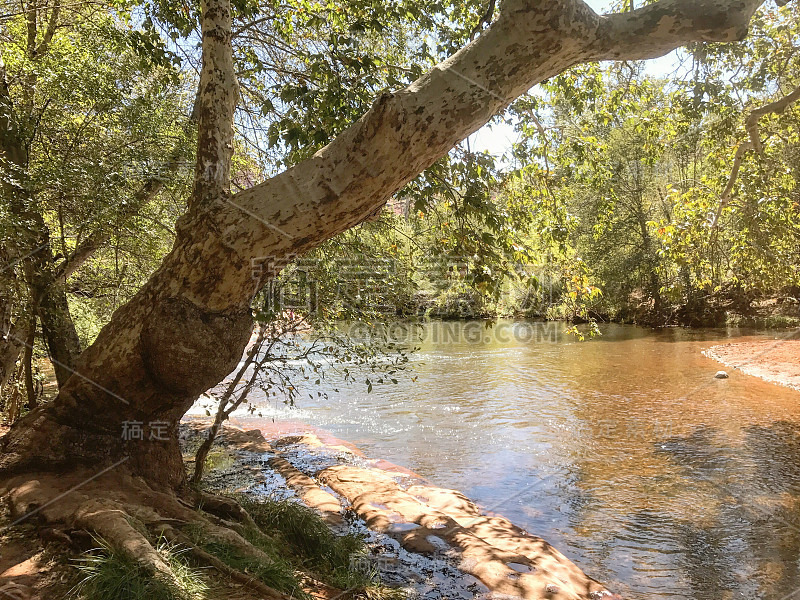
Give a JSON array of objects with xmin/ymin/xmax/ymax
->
[{"xmin": 180, "ymin": 420, "xmax": 619, "ymax": 600}]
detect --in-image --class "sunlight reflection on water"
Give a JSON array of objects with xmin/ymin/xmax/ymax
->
[{"xmin": 223, "ymin": 321, "xmax": 800, "ymax": 600}]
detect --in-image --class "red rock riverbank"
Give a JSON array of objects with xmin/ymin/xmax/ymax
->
[
  {"xmin": 182, "ymin": 419, "xmax": 620, "ymax": 600},
  {"xmin": 705, "ymin": 337, "xmax": 800, "ymax": 391}
]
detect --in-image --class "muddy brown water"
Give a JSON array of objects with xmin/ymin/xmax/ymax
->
[{"xmin": 232, "ymin": 321, "xmax": 800, "ymax": 599}]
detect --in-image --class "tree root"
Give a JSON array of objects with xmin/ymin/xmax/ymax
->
[
  {"xmin": 73, "ymin": 499, "xmax": 176, "ymax": 581},
  {"xmin": 0, "ymin": 470, "xmax": 291, "ymax": 599},
  {"xmin": 193, "ymin": 490, "xmax": 259, "ymax": 530}
]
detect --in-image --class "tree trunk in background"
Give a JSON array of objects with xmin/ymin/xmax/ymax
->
[
  {"xmin": 22, "ymin": 314, "xmax": 36, "ymax": 410},
  {"xmin": 0, "ymin": 284, "xmax": 24, "ymax": 391},
  {"xmin": 0, "ymin": 52, "xmax": 31, "ymax": 393},
  {"xmin": 637, "ymin": 213, "xmax": 663, "ymax": 318},
  {"xmin": 28, "ymin": 260, "xmax": 82, "ymax": 387},
  {"xmin": 0, "ymin": 333, "xmax": 23, "ymax": 392},
  {"xmin": 0, "ymin": 0, "xmax": 772, "ymax": 490},
  {"xmin": 37, "ymin": 282, "xmax": 82, "ymax": 387}
]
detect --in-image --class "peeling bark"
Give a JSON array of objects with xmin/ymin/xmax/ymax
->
[
  {"xmin": 191, "ymin": 0, "xmax": 237, "ymax": 210},
  {"xmin": 589, "ymin": 0, "xmax": 763, "ymax": 60}
]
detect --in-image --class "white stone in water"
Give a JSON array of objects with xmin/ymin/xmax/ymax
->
[{"xmin": 715, "ymin": 371, "xmax": 729, "ymax": 379}]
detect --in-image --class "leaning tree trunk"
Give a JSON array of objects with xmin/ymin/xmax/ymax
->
[{"xmin": 0, "ymin": 0, "xmax": 771, "ymax": 490}]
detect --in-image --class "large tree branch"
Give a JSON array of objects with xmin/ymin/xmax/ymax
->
[
  {"xmin": 171, "ymin": 0, "xmax": 771, "ymax": 311},
  {"xmin": 745, "ymin": 82, "xmax": 800, "ymax": 152},
  {"xmin": 469, "ymin": 0, "xmax": 496, "ymax": 41},
  {"xmin": 33, "ymin": 0, "xmax": 60, "ymax": 57},
  {"xmin": 53, "ymin": 232, "xmax": 104, "ymax": 282},
  {"xmin": 25, "ymin": 0, "xmax": 38, "ymax": 59},
  {"xmin": 588, "ymin": 0, "xmax": 764, "ymax": 61}
]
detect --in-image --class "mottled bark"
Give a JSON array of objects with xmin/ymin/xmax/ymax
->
[
  {"xmin": 191, "ymin": 0, "xmax": 237, "ymax": 211},
  {"xmin": 588, "ymin": 0, "xmax": 762, "ymax": 60},
  {"xmin": 0, "ymin": 0, "xmax": 772, "ymax": 490},
  {"xmin": 193, "ymin": 327, "xmax": 272, "ymax": 485}
]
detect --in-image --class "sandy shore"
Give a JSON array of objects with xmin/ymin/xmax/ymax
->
[{"xmin": 704, "ymin": 337, "xmax": 800, "ymax": 391}]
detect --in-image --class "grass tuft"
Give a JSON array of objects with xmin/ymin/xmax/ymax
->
[
  {"xmin": 238, "ymin": 496, "xmax": 408, "ymax": 599},
  {"xmin": 69, "ymin": 537, "xmax": 207, "ymax": 600},
  {"xmin": 184, "ymin": 521, "xmax": 307, "ymax": 598},
  {"xmin": 355, "ymin": 586, "xmax": 409, "ymax": 600},
  {"xmin": 239, "ymin": 496, "xmax": 364, "ymax": 568},
  {"xmin": 185, "ymin": 497, "xmax": 407, "ymax": 599},
  {"xmin": 202, "ymin": 539, "xmax": 303, "ymax": 596}
]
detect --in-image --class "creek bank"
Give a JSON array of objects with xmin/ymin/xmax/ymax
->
[
  {"xmin": 704, "ymin": 338, "xmax": 800, "ymax": 391},
  {"xmin": 181, "ymin": 418, "xmax": 620, "ymax": 600}
]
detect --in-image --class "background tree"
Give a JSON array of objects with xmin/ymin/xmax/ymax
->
[
  {"xmin": 497, "ymin": 3, "xmax": 800, "ymax": 325},
  {"xmin": 0, "ymin": 0, "xmax": 193, "ymax": 400}
]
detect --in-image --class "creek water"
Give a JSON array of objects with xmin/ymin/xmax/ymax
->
[{"xmin": 223, "ymin": 321, "xmax": 800, "ymax": 599}]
